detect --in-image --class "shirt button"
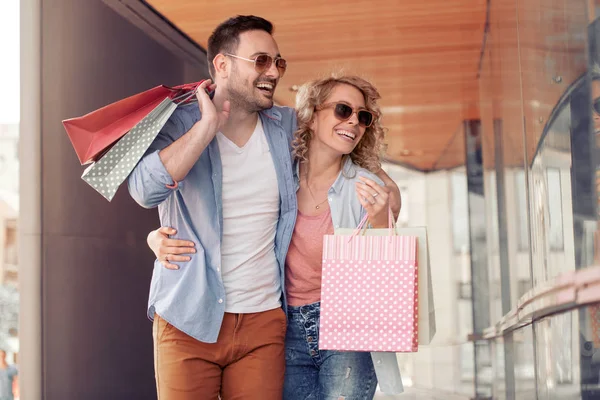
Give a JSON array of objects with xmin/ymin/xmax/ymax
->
[
  {"xmin": 217, "ymin": 267, "xmax": 221, "ymax": 272},
  {"xmin": 307, "ymin": 336, "xmax": 313, "ymax": 342},
  {"xmin": 218, "ymin": 299, "xmax": 223, "ymax": 304},
  {"xmin": 310, "ymin": 350, "xmax": 317, "ymax": 356},
  {"xmin": 328, "ymin": 197, "xmax": 332, "ymax": 202}
]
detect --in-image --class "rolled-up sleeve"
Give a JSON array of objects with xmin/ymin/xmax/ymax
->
[
  {"xmin": 127, "ymin": 116, "xmax": 183, "ymax": 208},
  {"xmin": 127, "ymin": 150, "xmax": 178, "ymax": 208}
]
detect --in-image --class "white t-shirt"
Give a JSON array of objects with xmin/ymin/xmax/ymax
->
[{"xmin": 216, "ymin": 117, "xmax": 281, "ymax": 313}]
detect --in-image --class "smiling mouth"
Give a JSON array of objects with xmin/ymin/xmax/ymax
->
[
  {"xmin": 336, "ymin": 129, "xmax": 356, "ymax": 141},
  {"xmin": 256, "ymin": 82, "xmax": 275, "ymax": 95}
]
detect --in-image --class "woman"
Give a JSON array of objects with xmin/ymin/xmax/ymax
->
[{"xmin": 148, "ymin": 75, "xmax": 397, "ymax": 399}]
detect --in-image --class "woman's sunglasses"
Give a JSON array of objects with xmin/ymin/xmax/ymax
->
[
  {"xmin": 316, "ymin": 102, "xmax": 376, "ymax": 128},
  {"xmin": 225, "ymin": 53, "xmax": 287, "ymax": 77},
  {"xmin": 593, "ymin": 97, "xmax": 600, "ymax": 115}
]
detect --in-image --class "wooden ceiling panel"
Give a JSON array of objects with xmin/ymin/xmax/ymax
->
[{"xmin": 146, "ymin": 0, "xmax": 487, "ymax": 170}]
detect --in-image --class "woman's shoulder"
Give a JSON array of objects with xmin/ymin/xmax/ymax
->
[{"xmin": 344, "ymin": 160, "xmax": 384, "ymax": 186}]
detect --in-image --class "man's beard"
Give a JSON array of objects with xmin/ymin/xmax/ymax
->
[{"xmin": 227, "ymin": 76, "xmax": 276, "ymax": 113}]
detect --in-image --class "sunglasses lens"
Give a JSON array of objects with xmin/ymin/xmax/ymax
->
[
  {"xmin": 594, "ymin": 98, "xmax": 600, "ymax": 115},
  {"xmin": 334, "ymin": 104, "xmax": 353, "ymax": 120},
  {"xmin": 275, "ymin": 58, "xmax": 287, "ymax": 75},
  {"xmin": 358, "ymin": 111, "xmax": 374, "ymax": 127},
  {"xmin": 254, "ymin": 54, "xmax": 272, "ymax": 71},
  {"xmin": 331, "ymin": 104, "xmax": 373, "ymax": 127}
]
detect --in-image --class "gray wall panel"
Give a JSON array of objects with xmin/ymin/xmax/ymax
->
[{"xmin": 38, "ymin": 0, "xmax": 206, "ymax": 398}]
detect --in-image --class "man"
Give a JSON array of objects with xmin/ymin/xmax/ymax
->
[
  {"xmin": 128, "ymin": 15, "xmax": 400, "ymax": 399},
  {"xmin": 0, "ymin": 350, "xmax": 17, "ymax": 400}
]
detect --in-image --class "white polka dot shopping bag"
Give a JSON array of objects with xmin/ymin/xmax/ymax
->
[
  {"xmin": 319, "ymin": 213, "xmax": 436, "ymax": 352},
  {"xmin": 62, "ymin": 81, "xmax": 204, "ymax": 201}
]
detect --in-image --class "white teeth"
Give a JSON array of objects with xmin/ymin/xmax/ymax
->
[
  {"xmin": 336, "ymin": 130, "xmax": 356, "ymax": 140},
  {"xmin": 256, "ymin": 83, "xmax": 274, "ymax": 90}
]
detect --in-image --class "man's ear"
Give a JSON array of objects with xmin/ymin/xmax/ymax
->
[{"xmin": 213, "ymin": 54, "xmax": 229, "ymax": 78}]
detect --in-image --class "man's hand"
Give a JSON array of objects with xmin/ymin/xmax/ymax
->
[
  {"xmin": 159, "ymin": 80, "xmax": 230, "ymax": 183},
  {"xmin": 195, "ymin": 79, "xmax": 230, "ymax": 134}
]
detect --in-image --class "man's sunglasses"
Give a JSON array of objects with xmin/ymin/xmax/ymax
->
[
  {"xmin": 316, "ymin": 102, "xmax": 376, "ymax": 128},
  {"xmin": 225, "ymin": 53, "xmax": 287, "ymax": 77}
]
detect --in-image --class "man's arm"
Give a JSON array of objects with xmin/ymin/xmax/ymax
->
[
  {"xmin": 375, "ymin": 168, "xmax": 401, "ymax": 220},
  {"xmin": 128, "ymin": 81, "xmax": 228, "ymax": 208},
  {"xmin": 159, "ymin": 120, "xmax": 216, "ymax": 182},
  {"xmin": 127, "ymin": 118, "xmax": 217, "ymax": 208},
  {"xmin": 126, "ymin": 112, "xmax": 189, "ymax": 207},
  {"xmin": 161, "ymin": 81, "xmax": 229, "ymax": 181}
]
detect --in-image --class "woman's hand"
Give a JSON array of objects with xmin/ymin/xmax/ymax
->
[
  {"xmin": 355, "ymin": 177, "xmax": 390, "ymax": 228},
  {"xmin": 147, "ymin": 227, "xmax": 196, "ymax": 270},
  {"xmin": 375, "ymin": 169, "xmax": 401, "ymax": 219}
]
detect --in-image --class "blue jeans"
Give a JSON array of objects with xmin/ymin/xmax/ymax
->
[{"xmin": 283, "ymin": 302, "xmax": 377, "ymax": 400}]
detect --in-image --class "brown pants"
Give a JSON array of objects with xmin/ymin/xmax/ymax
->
[{"xmin": 153, "ymin": 308, "xmax": 287, "ymax": 400}]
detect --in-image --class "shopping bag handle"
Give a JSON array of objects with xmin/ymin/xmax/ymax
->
[
  {"xmin": 166, "ymin": 81, "xmax": 204, "ymax": 95},
  {"xmin": 172, "ymin": 87, "xmax": 199, "ymax": 104},
  {"xmin": 171, "ymin": 81, "xmax": 220, "ymax": 107},
  {"xmin": 350, "ymin": 205, "xmax": 396, "ymax": 240}
]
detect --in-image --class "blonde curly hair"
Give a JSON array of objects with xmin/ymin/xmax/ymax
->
[{"xmin": 292, "ymin": 74, "xmax": 387, "ymax": 173}]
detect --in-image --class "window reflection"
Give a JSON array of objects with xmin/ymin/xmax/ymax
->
[
  {"xmin": 515, "ymin": 170, "xmax": 530, "ymax": 251},
  {"xmin": 546, "ymin": 168, "xmax": 565, "ymax": 251}
]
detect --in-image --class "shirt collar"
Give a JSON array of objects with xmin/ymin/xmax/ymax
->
[
  {"xmin": 259, "ymin": 107, "xmax": 282, "ymax": 122},
  {"xmin": 330, "ymin": 157, "xmax": 356, "ymax": 194}
]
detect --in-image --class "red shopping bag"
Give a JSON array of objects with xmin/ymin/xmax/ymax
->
[
  {"xmin": 319, "ymin": 212, "xmax": 419, "ymax": 352},
  {"xmin": 62, "ymin": 81, "xmax": 202, "ymax": 165}
]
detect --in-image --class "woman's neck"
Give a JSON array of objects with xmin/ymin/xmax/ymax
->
[{"xmin": 301, "ymin": 145, "xmax": 343, "ymax": 185}]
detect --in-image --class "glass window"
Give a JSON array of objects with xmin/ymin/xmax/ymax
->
[
  {"xmin": 452, "ymin": 170, "xmax": 470, "ymax": 253},
  {"xmin": 0, "ymin": 0, "xmax": 20, "ymax": 376},
  {"xmin": 546, "ymin": 168, "xmax": 565, "ymax": 251},
  {"xmin": 515, "ymin": 170, "xmax": 529, "ymax": 251}
]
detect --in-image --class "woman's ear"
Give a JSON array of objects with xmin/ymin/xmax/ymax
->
[{"xmin": 309, "ymin": 112, "xmax": 317, "ymax": 133}]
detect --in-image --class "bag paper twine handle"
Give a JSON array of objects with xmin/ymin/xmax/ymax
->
[{"xmin": 349, "ymin": 205, "xmax": 397, "ymax": 242}]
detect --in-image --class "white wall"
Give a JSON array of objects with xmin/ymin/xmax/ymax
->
[{"xmin": 0, "ymin": 124, "xmax": 19, "ymax": 196}]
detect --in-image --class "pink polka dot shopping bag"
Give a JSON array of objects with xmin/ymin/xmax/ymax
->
[{"xmin": 319, "ymin": 212, "xmax": 436, "ymax": 352}]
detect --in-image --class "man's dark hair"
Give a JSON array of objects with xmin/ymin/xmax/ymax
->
[{"xmin": 207, "ymin": 15, "xmax": 274, "ymax": 78}]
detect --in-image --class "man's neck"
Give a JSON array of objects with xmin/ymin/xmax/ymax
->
[
  {"xmin": 221, "ymin": 109, "xmax": 259, "ymax": 146},
  {"xmin": 212, "ymin": 87, "xmax": 259, "ymax": 147}
]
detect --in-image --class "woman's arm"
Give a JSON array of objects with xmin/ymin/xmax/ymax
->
[{"xmin": 147, "ymin": 227, "xmax": 196, "ymax": 270}]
